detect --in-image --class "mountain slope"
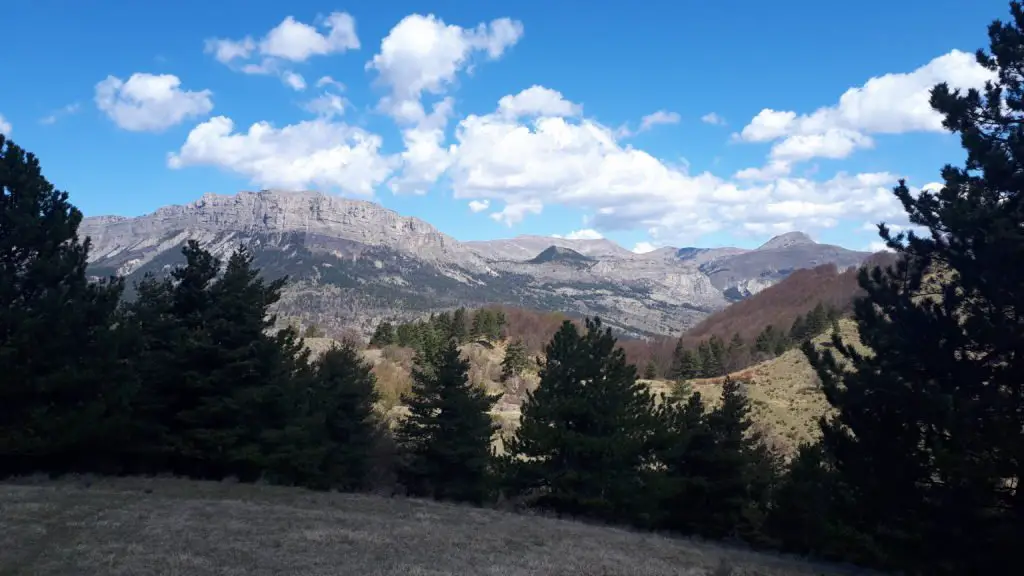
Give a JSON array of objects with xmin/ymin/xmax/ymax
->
[{"xmin": 81, "ymin": 189, "xmax": 874, "ymax": 338}]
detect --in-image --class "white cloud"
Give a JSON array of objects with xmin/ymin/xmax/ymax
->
[
  {"xmin": 40, "ymin": 103, "xmax": 81, "ymax": 125},
  {"xmin": 167, "ymin": 116, "xmax": 391, "ymax": 196},
  {"xmin": 0, "ymin": 114, "xmax": 11, "ymax": 135},
  {"xmin": 304, "ymin": 92, "xmax": 347, "ymax": 119},
  {"xmin": 498, "ymin": 86, "xmax": 580, "ymax": 118},
  {"xmin": 316, "ymin": 75, "xmax": 345, "ymax": 90},
  {"xmin": 868, "ymin": 240, "xmax": 894, "ymax": 252},
  {"xmin": 632, "ymin": 242, "xmax": 657, "ymax": 254},
  {"xmin": 260, "ymin": 12, "xmax": 359, "ymax": 61},
  {"xmin": 737, "ymin": 50, "xmax": 995, "ymax": 162},
  {"xmin": 556, "ymin": 228, "xmax": 603, "ymax": 240},
  {"xmin": 638, "ymin": 110, "xmax": 680, "ymax": 132},
  {"xmin": 439, "ymin": 85, "xmax": 912, "ymax": 243},
  {"xmin": 281, "ymin": 71, "xmax": 307, "ymax": 91},
  {"xmin": 368, "ymin": 14, "xmax": 523, "ymax": 194},
  {"xmin": 205, "ymin": 37, "xmax": 255, "ymax": 64},
  {"xmin": 701, "ymin": 112, "xmax": 726, "ymax": 125},
  {"xmin": 205, "ymin": 13, "xmax": 358, "ymax": 92},
  {"xmin": 489, "ymin": 200, "xmax": 543, "ymax": 226},
  {"xmin": 95, "ymin": 73, "xmax": 213, "ymax": 132},
  {"xmin": 468, "ymin": 199, "xmax": 490, "ymax": 212},
  {"xmin": 368, "ymin": 13, "xmax": 523, "ymax": 123}
]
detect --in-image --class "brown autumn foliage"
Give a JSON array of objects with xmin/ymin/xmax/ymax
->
[{"xmin": 489, "ymin": 305, "xmax": 583, "ymax": 353}]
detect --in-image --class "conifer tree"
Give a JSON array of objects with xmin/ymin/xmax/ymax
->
[
  {"xmin": 650, "ymin": 390, "xmax": 716, "ymax": 533},
  {"xmin": 789, "ymin": 314, "xmax": 808, "ymax": 342},
  {"xmin": 643, "ymin": 360, "xmax": 659, "ymax": 380},
  {"xmin": 369, "ymin": 321, "xmax": 396, "ymax": 348},
  {"xmin": 670, "ymin": 346, "xmax": 702, "ymax": 381},
  {"xmin": 309, "ymin": 342, "xmax": 381, "ymax": 491},
  {"xmin": 0, "ymin": 136, "xmax": 127, "ymax": 475},
  {"xmin": 503, "ymin": 318, "xmax": 659, "ymax": 524},
  {"xmin": 450, "ymin": 307, "xmax": 469, "ymax": 342},
  {"xmin": 395, "ymin": 338, "xmax": 499, "ymax": 504},
  {"xmin": 501, "ymin": 339, "xmax": 529, "ymax": 381},
  {"xmin": 802, "ymin": 5, "xmax": 1024, "ymax": 571},
  {"xmin": 700, "ymin": 377, "xmax": 779, "ymax": 541}
]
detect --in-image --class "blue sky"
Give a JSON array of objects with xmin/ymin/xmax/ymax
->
[{"xmin": 0, "ymin": 0, "xmax": 1008, "ymax": 251}]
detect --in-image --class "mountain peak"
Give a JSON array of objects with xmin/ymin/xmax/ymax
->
[
  {"xmin": 757, "ymin": 231, "xmax": 815, "ymax": 251},
  {"xmin": 529, "ymin": 245, "xmax": 595, "ymax": 265}
]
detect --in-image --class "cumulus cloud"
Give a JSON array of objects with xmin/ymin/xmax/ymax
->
[
  {"xmin": 367, "ymin": 13, "xmax": 523, "ymax": 194},
  {"xmin": 498, "ymin": 86, "xmax": 580, "ymax": 118},
  {"xmin": 205, "ymin": 12, "xmax": 359, "ymax": 91},
  {"xmin": 468, "ymin": 199, "xmax": 490, "ymax": 212},
  {"xmin": 0, "ymin": 114, "xmax": 11, "ymax": 135},
  {"xmin": 553, "ymin": 229, "xmax": 604, "ymax": 240},
  {"xmin": 439, "ymin": 84, "xmax": 914, "ymax": 243},
  {"xmin": 701, "ymin": 112, "xmax": 726, "ymax": 125},
  {"xmin": 368, "ymin": 14, "xmax": 522, "ymax": 123},
  {"xmin": 167, "ymin": 116, "xmax": 391, "ymax": 196},
  {"xmin": 95, "ymin": 73, "xmax": 213, "ymax": 132},
  {"xmin": 632, "ymin": 242, "xmax": 658, "ymax": 254},
  {"xmin": 737, "ymin": 50, "xmax": 995, "ymax": 162}
]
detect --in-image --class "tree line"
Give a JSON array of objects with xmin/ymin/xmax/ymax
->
[
  {"xmin": 3, "ymin": 5, "xmax": 1024, "ymax": 570},
  {"xmin": 368, "ymin": 307, "xmax": 507, "ymax": 352}
]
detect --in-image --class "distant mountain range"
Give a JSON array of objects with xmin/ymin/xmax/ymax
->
[{"xmin": 79, "ymin": 190, "xmax": 872, "ymax": 338}]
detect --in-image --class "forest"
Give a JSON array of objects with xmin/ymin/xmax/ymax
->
[{"xmin": 3, "ymin": 4, "xmax": 1024, "ymax": 574}]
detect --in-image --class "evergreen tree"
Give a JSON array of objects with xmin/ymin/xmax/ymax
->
[
  {"xmin": 643, "ymin": 360, "xmax": 658, "ymax": 380},
  {"xmin": 369, "ymin": 321, "xmax": 396, "ymax": 348},
  {"xmin": 789, "ymin": 314, "xmax": 808, "ymax": 342},
  {"xmin": 450, "ymin": 307, "xmax": 469, "ymax": 342},
  {"xmin": 501, "ymin": 339, "xmax": 529, "ymax": 381},
  {"xmin": 708, "ymin": 335, "xmax": 727, "ymax": 377},
  {"xmin": 180, "ymin": 245, "xmax": 311, "ymax": 482},
  {"xmin": 503, "ymin": 318, "xmax": 659, "ymax": 524},
  {"xmin": 395, "ymin": 338, "xmax": 499, "ymax": 504},
  {"xmin": 651, "ymin": 391, "xmax": 717, "ymax": 533},
  {"xmin": 802, "ymin": 6, "xmax": 1024, "ymax": 571},
  {"xmin": 804, "ymin": 302, "xmax": 828, "ymax": 337},
  {"xmin": 670, "ymin": 346, "xmax": 702, "ymax": 382},
  {"xmin": 309, "ymin": 342, "xmax": 381, "ymax": 491},
  {"xmin": 700, "ymin": 377, "xmax": 779, "ymax": 541},
  {"xmin": 0, "ymin": 136, "xmax": 127, "ymax": 475}
]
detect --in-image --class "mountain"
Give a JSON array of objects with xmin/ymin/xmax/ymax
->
[{"xmin": 80, "ymin": 189, "xmax": 873, "ymax": 338}]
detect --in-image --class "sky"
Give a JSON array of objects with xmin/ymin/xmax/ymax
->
[{"xmin": 0, "ymin": 0, "xmax": 1010, "ymax": 252}]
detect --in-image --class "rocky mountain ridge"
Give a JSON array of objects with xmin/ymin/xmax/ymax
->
[{"xmin": 80, "ymin": 189, "xmax": 872, "ymax": 338}]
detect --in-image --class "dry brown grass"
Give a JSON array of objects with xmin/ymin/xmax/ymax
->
[{"xmin": 0, "ymin": 476, "xmax": 869, "ymax": 575}]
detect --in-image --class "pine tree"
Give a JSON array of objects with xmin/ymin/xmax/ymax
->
[
  {"xmin": 643, "ymin": 361, "xmax": 658, "ymax": 380},
  {"xmin": 789, "ymin": 314, "xmax": 808, "ymax": 342},
  {"xmin": 395, "ymin": 338, "xmax": 499, "ymax": 504},
  {"xmin": 450, "ymin": 307, "xmax": 469, "ymax": 342},
  {"xmin": 671, "ymin": 346, "xmax": 702, "ymax": 382},
  {"xmin": 503, "ymin": 318, "xmax": 659, "ymax": 524},
  {"xmin": 802, "ymin": 6, "xmax": 1024, "ymax": 571},
  {"xmin": 700, "ymin": 377, "xmax": 779, "ymax": 541},
  {"xmin": 0, "ymin": 136, "xmax": 128, "ymax": 476},
  {"xmin": 309, "ymin": 342, "xmax": 381, "ymax": 491},
  {"xmin": 501, "ymin": 339, "xmax": 529, "ymax": 381},
  {"xmin": 369, "ymin": 321, "xmax": 396, "ymax": 348},
  {"xmin": 651, "ymin": 390, "xmax": 717, "ymax": 533}
]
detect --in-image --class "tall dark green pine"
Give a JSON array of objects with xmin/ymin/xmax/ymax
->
[
  {"xmin": 501, "ymin": 339, "xmax": 529, "ymax": 381},
  {"xmin": 803, "ymin": 5, "xmax": 1024, "ymax": 572},
  {"xmin": 395, "ymin": 338, "xmax": 499, "ymax": 504},
  {"xmin": 309, "ymin": 342, "xmax": 382, "ymax": 491},
  {"xmin": 650, "ymin": 390, "xmax": 717, "ymax": 534},
  {"xmin": 700, "ymin": 377, "xmax": 779, "ymax": 542},
  {"xmin": 503, "ymin": 318, "xmax": 659, "ymax": 525},
  {"xmin": 0, "ymin": 136, "xmax": 127, "ymax": 475},
  {"xmin": 671, "ymin": 346, "xmax": 702, "ymax": 381}
]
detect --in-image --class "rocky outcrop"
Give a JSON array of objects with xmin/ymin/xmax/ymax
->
[{"xmin": 81, "ymin": 190, "xmax": 872, "ymax": 339}]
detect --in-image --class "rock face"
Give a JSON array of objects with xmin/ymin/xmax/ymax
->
[{"xmin": 80, "ymin": 190, "xmax": 872, "ymax": 338}]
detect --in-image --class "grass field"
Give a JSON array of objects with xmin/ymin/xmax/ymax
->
[{"xmin": 0, "ymin": 476, "xmax": 872, "ymax": 576}]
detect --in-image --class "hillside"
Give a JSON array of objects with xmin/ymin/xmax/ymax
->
[
  {"xmin": 0, "ymin": 477, "xmax": 870, "ymax": 575},
  {"xmin": 80, "ymin": 189, "xmax": 872, "ymax": 338}
]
